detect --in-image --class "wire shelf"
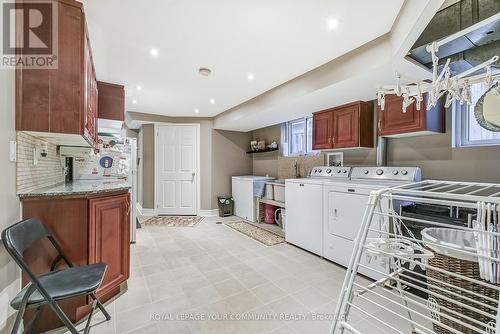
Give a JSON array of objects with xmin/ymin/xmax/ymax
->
[{"xmin": 331, "ymin": 180, "xmax": 500, "ymax": 334}]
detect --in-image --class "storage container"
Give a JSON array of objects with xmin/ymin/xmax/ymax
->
[
  {"xmin": 422, "ymin": 227, "xmax": 498, "ymax": 334},
  {"xmin": 273, "ymin": 183, "xmax": 285, "ymax": 202},
  {"xmin": 265, "ymin": 183, "xmax": 274, "ymax": 200},
  {"xmin": 264, "ymin": 204, "xmax": 278, "ymax": 224}
]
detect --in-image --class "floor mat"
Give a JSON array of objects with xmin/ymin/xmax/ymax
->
[
  {"xmin": 225, "ymin": 221, "xmax": 285, "ymax": 246},
  {"xmin": 142, "ymin": 216, "xmax": 203, "ymax": 227}
]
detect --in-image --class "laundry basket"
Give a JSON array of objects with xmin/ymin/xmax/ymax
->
[{"xmin": 422, "ymin": 227, "xmax": 499, "ymax": 334}]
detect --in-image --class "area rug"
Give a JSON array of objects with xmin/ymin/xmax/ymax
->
[
  {"xmin": 225, "ymin": 221, "xmax": 285, "ymax": 246},
  {"xmin": 142, "ymin": 216, "xmax": 203, "ymax": 227}
]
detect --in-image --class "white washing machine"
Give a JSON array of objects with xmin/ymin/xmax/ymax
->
[
  {"xmin": 285, "ymin": 167, "xmax": 351, "ymax": 256},
  {"xmin": 323, "ymin": 166, "xmax": 421, "ymax": 280}
]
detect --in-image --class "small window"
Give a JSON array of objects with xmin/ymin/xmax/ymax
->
[
  {"xmin": 281, "ymin": 117, "xmax": 317, "ymax": 156},
  {"xmin": 453, "ymin": 82, "xmax": 500, "ymax": 148}
]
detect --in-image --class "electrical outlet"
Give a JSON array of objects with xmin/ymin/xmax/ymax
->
[{"xmin": 9, "ymin": 141, "xmax": 16, "ymax": 162}]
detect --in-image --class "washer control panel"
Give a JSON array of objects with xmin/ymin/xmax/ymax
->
[{"xmin": 310, "ymin": 166, "xmax": 352, "ymax": 178}]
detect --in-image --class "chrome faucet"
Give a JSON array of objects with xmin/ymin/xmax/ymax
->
[{"xmin": 294, "ymin": 160, "xmax": 300, "ymax": 178}]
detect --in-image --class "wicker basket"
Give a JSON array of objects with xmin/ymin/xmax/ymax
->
[
  {"xmin": 427, "ymin": 253, "xmax": 498, "ymax": 334},
  {"xmin": 422, "ymin": 227, "xmax": 499, "ymax": 334}
]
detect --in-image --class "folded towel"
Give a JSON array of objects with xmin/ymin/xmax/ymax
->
[{"xmin": 254, "ymin": 181, "xmax": 267, "ymax": 198}]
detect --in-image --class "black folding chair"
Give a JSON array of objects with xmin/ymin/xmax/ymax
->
[{"xmin": 2, "ymin": 218, "xmax": 111, "ymax": 334}]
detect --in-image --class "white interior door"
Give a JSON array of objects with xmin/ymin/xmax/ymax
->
[{"xmin": 156, "ymin": 125, "xmax": 198, "ymax": 215}]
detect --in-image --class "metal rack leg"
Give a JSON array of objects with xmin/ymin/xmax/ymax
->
[{"xmin": 330, "ymin": 192, "xmax": 381, "ymax": 334}]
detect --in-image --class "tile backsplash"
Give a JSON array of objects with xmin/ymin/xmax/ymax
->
[
  {"xmin": 277, "ymin": 154, "xmax": 325, "ymax": 179},
  {"xmin": 16, "ymin": 132, "xmax": 65, "ymax": 193}
]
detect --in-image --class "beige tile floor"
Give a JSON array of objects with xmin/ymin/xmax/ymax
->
[{"xmin": 72, "ymin": 215, "xmax": 426, "ymax": 334}]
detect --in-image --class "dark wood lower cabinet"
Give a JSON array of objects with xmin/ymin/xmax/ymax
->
[
  {"xmin": 20, "ymin": 191, "xmax": 130, "ymax": 332},
  {"xmin": 89, "ymin": 194, "xmax": 130, "ymax": 301}
]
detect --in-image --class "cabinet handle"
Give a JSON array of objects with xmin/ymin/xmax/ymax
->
[
  {"xmin": 378, "ymin": 120, "xmax": 381, "ymax": 132},
  {"xmin": 332, "ymin": 136, "xmax": 335, "ymax": 144}
]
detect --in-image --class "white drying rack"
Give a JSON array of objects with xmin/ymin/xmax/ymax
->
[{"xmin": 330, "ymin": 180, "xmax": 500, "ymax": 334}]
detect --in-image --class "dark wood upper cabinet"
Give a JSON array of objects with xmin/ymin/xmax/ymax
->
[
  {"xmin": 378, "ymin": 94, "xmax": 445, "ymax": 137},
  {"xmin": 16, "ymin": 0, "xmax": 98, "ymax": 147},
  {"xmin": 84, "ymin": 27, "xmax": 98, "ymax": 146},
  {"xmin": 312, "ymin": 101, "xmax": 374, "ymax": 150},
  {"xmin": 312, "ymin": 110, "xmax": 333, "ymax": 150},
  {"xmin": 97, "ymin": 82, "xmax": 125, "ymax": 121}
]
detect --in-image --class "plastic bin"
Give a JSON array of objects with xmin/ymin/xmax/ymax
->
[
  {"xmin": 217, "ymin": 196, "xmax": 234, "ymax": 217},
  {"xmin": 264, "ymin": 204, "xmax": 278, "ymax": 224}
]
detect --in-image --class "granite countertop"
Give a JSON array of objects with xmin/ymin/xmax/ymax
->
[{"xmin": 18, "ymin": 179, "xmax": 131, "ymax": 199}]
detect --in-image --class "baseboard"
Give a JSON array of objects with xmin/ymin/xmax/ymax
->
[
  {"xmin": 199, "ymin": 209, "xmax": 219, "ymax": 217},
  {"xmin": 136, "ymin": 203, "xmax": 155, "ymax": 216}
]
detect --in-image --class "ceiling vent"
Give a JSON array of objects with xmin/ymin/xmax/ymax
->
[{"xmin": 408, "ymin": 1, "xmax": 499, "ymax": 75}]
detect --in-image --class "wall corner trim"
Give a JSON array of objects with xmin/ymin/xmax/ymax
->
[
  {"xmin": 199, "ymin": 209, "xmax": 219, "ymax": 217},
  {"xmin": 136, "ymin": 203, "xmax": 155, "ymax": 216}
]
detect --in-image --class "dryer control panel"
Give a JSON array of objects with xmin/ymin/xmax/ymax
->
[{"xmin": 350, "ymin": 167, "xmax": 421, "ymax": 182}]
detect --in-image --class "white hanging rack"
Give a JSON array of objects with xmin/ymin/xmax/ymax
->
[
  {"xmin": 378, "ymin": 13, "xmax": 500, "ymax": 113},
  {"xmin": 330, "ymin": 180, "xmax": 500, "ymax": 334}
]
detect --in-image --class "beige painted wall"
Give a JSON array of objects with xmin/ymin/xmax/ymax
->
[
  {"xmin": 130, "ymin": 112, "xmax": 252, "ymax": 211},
  {"xmin": 250, "ymin": 109, "xmax": 500, "ymax": 183},
  {"xmin": 250, "ymin": 123, "xmax": 377, "ymax": 178},
  {"xmin": 142, "ymin": 124, "xmax": 155, "ymax": 208},
  {"xmin": 387, "ymin": 109, "xmax": 500, "ymax": 182},
  {"xmin": 137, "ymin": 127, "xmax": 144, "ymax": 207},
  {"xmin": 0, "ymin": 69, "xmax": 21, "ymax": 332},
  {"xmin": 211, "ymin": 130, "xmax": 253, "ymax": 208},
  {"xmin": 251, "ymin": 125, "xmax": 281, "ymax": 177}
]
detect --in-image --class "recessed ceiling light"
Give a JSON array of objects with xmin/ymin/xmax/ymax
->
[
  {"xmin": 199, "ymin": 68, "xmax": 212, "ymax": 76},
  {"xmin": 195, "ymin": 108, "xmax": 199, "ymax": 113},
  {"xmin": 132, "ymin": 99, "xmax": 137, "ymax": 104},
  {"xmin": 136, "ymin": 85, "xmax": 142, "ymax": 91},
  {"xmin": 327, "ymin": 18, "xmax": 339, "ymax": 30},
  {"xmin": 209, "ymin": 99, "xmax": 215, "ymax": 104},
  {"xmin": 150, "ymin": 48, "xmax": 159, "ymax": 57},
  {"xmin": 247, "ymin": 73, "xmax": 255, "ymax": 81}
]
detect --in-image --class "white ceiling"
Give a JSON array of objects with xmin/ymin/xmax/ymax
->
[{"xmin": 83, "ymin": 0, "xmax": 404, "ymax": 118}]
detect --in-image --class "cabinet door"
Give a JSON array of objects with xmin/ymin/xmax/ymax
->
[
  {"xmin": 284, "ymin": 182, "xmax": 323, "ymax": 255},
  {"xmin": 49, "ymin": 1, "xmax": 83, "ymax": 135},
  {"xmin": 97, "ymin": 82, "xmax": 125, "ymax": 121},
  {"xmin": 84, "ymin": 31, "xmax": 98, "ymax": 146},
  {"xmin": 312, "ymin": 111, "xmax": 333, "ymax": 150},
  {"xmin": 89, "ymin": 194, "xmax": 130, "ymax": 299},
  {"xmin": 16, "ymin": 1, "xmax": 83, "ymax": 134},
  {"xmin": 378, "ymin": 94, "xmax": 424, "ymax": 136},
  {"xmin": 333, "ymin": 105, "xmax": 359, "ymax": 148}
]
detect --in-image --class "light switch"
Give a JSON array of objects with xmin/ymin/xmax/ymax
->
[{"xmin": 9, "ymin": 141, "xmax": 16, "ymax": 162}]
